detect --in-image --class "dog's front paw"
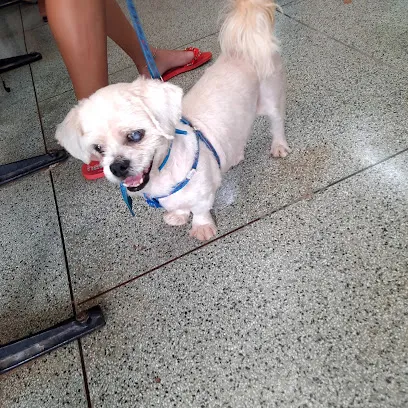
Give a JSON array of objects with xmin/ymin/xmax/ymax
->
[
  {"xmin": 271, "ymin": 142, "xmax": 291, "ymax": 158},
  {"xmin": 163, "ymin": 210, "xmax": 190, "ymax": 226},
  {"xmin": 189, "ymin": 224, "xmax": 217, "ymax": 241}
]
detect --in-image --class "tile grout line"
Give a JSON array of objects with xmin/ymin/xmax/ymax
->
[
  {"xmin": 77, "ymin": 338, "xmax": 93, "ymax": 408},
  {"xmin": 176, "ymin": 30, "xmax": 220, "ymax": 50},
  {"xmin": 78, "ymin": 213, "xmax": 265, "ymax": 306},
  {"xmin": 79, "ymin": 145, "xmax": 408, "ymax": 307},
  {"xmin": 19, "ymin": 5, "xmax": 76, "ymax": 311},
  {"xmin": 48, "ymin": 172, "xmax": 93, "ymax": 408},
  {"xmin": 37, "ymin": 87, "xmax": 75, "ymax": 104},
  {"xmin": 19, "ymin": 5, "xmax": 93, "ymax": 408},
  {"xmin": 19, "ymin": 4, "xmax": 48, "ymax": 154},
  {"xmin": 314, "ymin": 146, "xmax": 408, "ymax": 193}
]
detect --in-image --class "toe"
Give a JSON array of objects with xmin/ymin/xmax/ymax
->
[{"xmin": 271, "ymin": 144, "xmax": 291, "ymax": 158}]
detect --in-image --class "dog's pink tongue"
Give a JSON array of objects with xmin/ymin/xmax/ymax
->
[{"xmin": 124, "ymin": 174, "xmax": 143, "ymax": 188}]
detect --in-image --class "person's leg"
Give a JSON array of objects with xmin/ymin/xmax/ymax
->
[
  {"xmin": 46, "ymin": 0, "xmax": 108, "ymax": 100},
  {"xmin": 103, "ymin": 0, "xmax": 193, "ymax": 76}
]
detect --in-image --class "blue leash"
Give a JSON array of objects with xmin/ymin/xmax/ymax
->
[{"xmin": 125, "ymin": 0, "xmax": 162, "ymax": 80}]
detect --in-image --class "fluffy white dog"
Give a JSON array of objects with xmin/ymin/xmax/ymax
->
[{"xmin": 56, "ymin": 0, "xmax": 290, "ymax": 241}]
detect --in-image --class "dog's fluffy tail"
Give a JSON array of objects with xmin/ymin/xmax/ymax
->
[{"xmin": 219, "ymin": 0, "xmax": 279, "ymax": 79}]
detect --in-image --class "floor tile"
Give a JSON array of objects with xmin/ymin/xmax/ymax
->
[
  {"xmin": 0, "ymin": 63, "xmax": 34, "ymax": 109},
  {"xmin": 0, "ymin": 172, "xmax": 89, "ymax": 408},
  {"xmin": 116, "ymin": 0, "xmax": 224, "ymax": 49},
  {"xmin": 23, "ymin": 24, "xmax": 72, "ymax": 101},
  {"xmin": 0, "ymin": 343, "xmax": 88, "ymax": 408},
  {"xmin": 20, "ymin": 1, "xmax": 47, "ymax": 32},
  {"xmin": 49, "ymin": 14, "xmax": 408, "ymax": 303},
  {"xmin": 0, "ymin": 2, "xmax": 46, "ymax": 164},
  {"xmin": 0, "ymin": 4, "xmax": 25, "ymax": 59},
  {"xmin": 0, "ymin": 3, "xmax": 34, "ymax": 107},
  {"xmin": 109, "ymin": 64, "xmax": 139, "ymax": 85},
  {"xmin": 0, "ymin": 173, "xmax": 72, "ymax": 344},
  {"xmin": 283, "ymin": 0, "xmax": 408, "ymax": 71},
  {"xmin": 0, "ymin": 84, "xmax": 45, "ymax": 164},
  {"xmin": 39, "ymin": 89, "xmax": 77, "ymax": 152},
  {"xmin": 81, "ymin": 151, "xmax": 408, "ymax": 408}
]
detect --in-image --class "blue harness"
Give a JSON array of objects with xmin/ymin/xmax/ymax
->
[{"xmin": 120, "ymin": 117, "xmax": 221, "ymax": 216}]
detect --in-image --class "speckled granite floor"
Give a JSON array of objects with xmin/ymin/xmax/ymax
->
[{"xmin": 1, "ymin": 1, "xmax": 407, "ymax": 407}]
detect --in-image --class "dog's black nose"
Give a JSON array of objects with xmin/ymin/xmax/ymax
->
[{"xmin": 110, "ymin": 159, "xmax": 130, "ymax": 178}]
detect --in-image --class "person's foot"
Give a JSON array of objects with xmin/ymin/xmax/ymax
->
[
  {"xmin": 138, "ymin": 49, "xmax": 194, "ymax": 77},
  {"xmin": 82, "ymin": 161, "xmax": 104, "ymax": 180},
  {"xmin": 138, "ymin": 48, "xmax": 212, "ymax": 81}
]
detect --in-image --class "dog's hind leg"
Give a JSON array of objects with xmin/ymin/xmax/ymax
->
[{"xmin": 257, "ymin": 54, "xmax": 291, "ymax": 158}]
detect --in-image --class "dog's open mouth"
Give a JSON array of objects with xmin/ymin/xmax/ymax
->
[{"xmin": 123, "ymin": 160, "xmax": 153, "ymax": 192}]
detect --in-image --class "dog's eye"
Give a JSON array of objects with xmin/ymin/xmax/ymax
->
[
  {"xmin": 127, "ymin": 129, "xmax": 145, "ymax": 143},
  {"xmin": 93, "ymin": 144, "xmax": 104, "ymax": 154}
]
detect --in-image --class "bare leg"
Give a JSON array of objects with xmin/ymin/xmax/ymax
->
[
  {"xmin": 46, "ymin": 0, "xmax": 108, "ymax": 100},
  {"xmin": 104, "ymin": 0, "xmax": 193, "ymax": 76}
]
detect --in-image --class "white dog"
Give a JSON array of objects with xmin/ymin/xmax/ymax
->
[{"xmin": 56, "ymin": 0, "xmax": 290, "ymax": 241}]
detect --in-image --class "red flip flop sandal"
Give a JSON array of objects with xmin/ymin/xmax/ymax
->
[
  {"xmin": 162, "ymin": 47, "xmax": 212, "ymax": 82},
  {"xmin": 81, "ymin": 161, "xmax": 104, "ymax": 180}
]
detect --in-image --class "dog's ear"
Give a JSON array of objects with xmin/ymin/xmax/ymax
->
[
  {"xmin": 130, "ymin": 78, "xmax": 183, "ymax": 139},
  {"xmin": 55, "ymin": 104, "xmax": 91, "ymax": 164}
]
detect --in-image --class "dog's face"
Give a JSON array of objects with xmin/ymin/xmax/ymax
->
[{"xmin": 56, "ymin": 78, "xmax": 183, "ymax": 191}]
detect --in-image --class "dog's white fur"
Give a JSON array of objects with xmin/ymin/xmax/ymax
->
[{"xmin": 56, "ymin": 0, "xmax": 290, "ymax": 241}]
